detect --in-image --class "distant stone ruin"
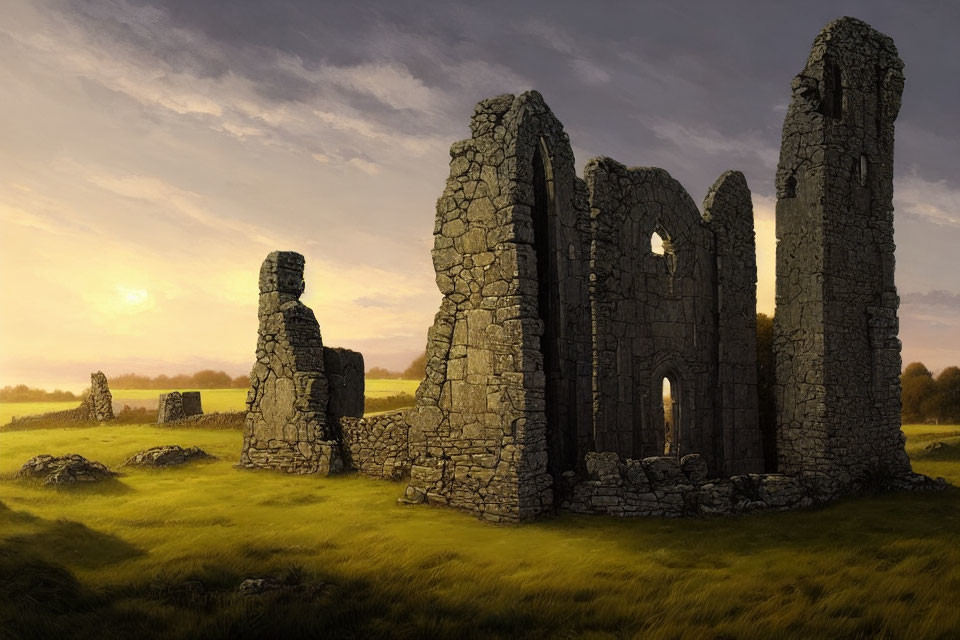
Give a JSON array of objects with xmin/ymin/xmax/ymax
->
[
  {"xmin": 245, "ymin": 17, "xmax": 943, "ymax": 521},
  {"xmin": 5, "ymin": 371, "xmax": 114, "ymax": 429},
  {"xmin": 238, "ymin": 251, "xmax": 364, "ymax": 474},
  {"xmin": 157, "ymin": 391, "xmax": 203, "ymax": 423}
]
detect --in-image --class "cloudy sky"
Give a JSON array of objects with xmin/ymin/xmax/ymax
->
[{"xmin": 1, "ymin": 0, "xmax": 957, "ymax": 391}]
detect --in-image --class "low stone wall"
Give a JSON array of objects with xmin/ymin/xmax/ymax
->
[
  {"xmin": 340, "ymin": 411, "xmax": 410, "ymax": 480},
  {"xmin": 561, "ymin": 452, "xmax": 946, "ymax": 518}
]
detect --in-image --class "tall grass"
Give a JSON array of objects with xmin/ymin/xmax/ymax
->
[{"xmin": 0, "ymin": 423, "xmax": 958, "ymax": 638}]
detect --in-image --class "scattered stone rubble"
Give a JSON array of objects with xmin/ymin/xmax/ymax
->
[
  {"xmin": 157, "ymin": 391, "xmax": 203, "ymax": 424},
  {"xmin": 16, "ymin": 454, "xmax": 117, "ymax": 486},
  {"xmin": 122, "ymin": 445, "xmax": 214, "ymax": 468}
]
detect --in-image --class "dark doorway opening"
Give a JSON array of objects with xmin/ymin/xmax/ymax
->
[{"xmin": 531, "ymin": 138, "xmax": 575, "ymax": 487}]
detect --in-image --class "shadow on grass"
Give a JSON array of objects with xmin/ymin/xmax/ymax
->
[{"xmin": 2, "ymin": 483, "xmax": 960, "ymax": 639}]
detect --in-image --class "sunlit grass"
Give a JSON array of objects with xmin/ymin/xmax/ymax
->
[
  {"xmin": 0, "ymin": 424, "xmax": 957, "ymax": 638},
  {"xmin": 0, "ymin": 380, "xmax": 420, "ymax": 428}
]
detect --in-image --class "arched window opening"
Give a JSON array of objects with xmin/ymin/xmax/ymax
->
[{"xmin": 859, "ymin": 154, "xmax": 868, "ymax": 187}]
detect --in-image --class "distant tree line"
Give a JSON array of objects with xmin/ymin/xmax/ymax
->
[
  {"xmin": 0, "ymin": 385, "xmax": 78, "ymax": 402},
  {"xmin": 902, "ymin": 362, "xmax": 960, "ymax": 424},
  {"xmin": 366, "ymin": 352, "xmax": 427, "ymax": 380},
  {"xmin": 109, "ymin": 370, "xmax": 250, "ymax": 389}
]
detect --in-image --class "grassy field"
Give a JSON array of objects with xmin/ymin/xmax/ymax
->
[
  {"xmin": 0, "ymin": 380, "xmax": 420, "ymax": 427},
  {"xmin": 0, "ymin": 422, "xmax": 957, "ymax": 639}
]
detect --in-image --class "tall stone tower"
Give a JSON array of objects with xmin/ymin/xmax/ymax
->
[{"xmin": 774, "ymin": 17, "xmax": 912, "ymax": 489}]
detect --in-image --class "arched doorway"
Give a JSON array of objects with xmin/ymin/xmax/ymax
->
[
  {"xmin": 531, "ymin": 137, "xmax": 576, "ymax": 482},
  {"xmin": 661, "ymin": 375, "xmax": 679, "ymax": 455}
]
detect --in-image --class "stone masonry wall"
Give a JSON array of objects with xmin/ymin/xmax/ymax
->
[
  {"xmin": 586, "ymin": 161, "xmax": 762, "ymax": 475},
  {"xmin": 774, "ymin": 17, "xmax": 915, "ymax": 488},
  {"xmin": 703, "ymin": 171, "xmax": 764, "ymax": 475},
  {"xmin": 403, "ymin": 91, "xmax": 593, "ymax": 522},
  {"xmin": 239, "ymin": 251, "xmax": 343, "ymax": 475},
  {"xmin": 341, "ymin": 411, "xmax": 411, "ymax": 480},
  {"xmin": 157, "ymin": 391, "xmax": 203, "ymax": 424},
  {"xmin": 323, "ymin": 347, "xmax": 365, "ymax": 428},
  {"xmin": 587, "ymin": 159, "xmax": 719, "ymax": 469}
]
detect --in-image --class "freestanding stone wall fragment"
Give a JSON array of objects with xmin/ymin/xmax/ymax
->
[
  {"xmin": 157, "ymin": 391, "xmax": 203, "ymax": 423},
  {"xmin": 181, "ymin": 392, "xmax": 202, "ymax": 417},
  {"xmin": 158, "ymin": 392, "xmax": 185, "ymax": 423},
  {"xmin": 703, "ymin": 171, "xmax": 763, "ymax": 475},
  {"xmin": 403, "ymin": 91, "xmax": 594, "ymax": 522},
  {"xmin": 323, "ymin": 347, "xmax": 364, "ymax": 426},
  {"xmin": 84, "ymin": 371, "xmax": 114, "ymax": 422},
  {"xmin": 238, "ymin": 251, "xmax": 343, "ymax": 475},
  {"xmin": 774, "ymin": 17, "xmax": 914, "ymax": 489}
]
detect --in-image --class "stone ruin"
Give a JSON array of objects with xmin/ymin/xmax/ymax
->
[
  {"xmin": 242, "ymin": 17, "xmax": 943, "ymax": 521},
  {"xmin": 5, "ymin": 371, "xmax": 114, "ymax": 428},
  {"xmin": 773, "ymin": 18, "xmax": 913, "ymax": 492},
  {"xmin": 157, "ymin": 391, "xmax": 203, "ymax": 423},
  {"xmin": 238, "ymin": 251, "xmax": 364, "ymax": 474}
]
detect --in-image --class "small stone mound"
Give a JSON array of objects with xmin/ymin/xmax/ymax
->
[
  {"xmin": 238, "ymin": 574, "xmax": 325, "ymax": 598},
  {"xmin": 16, "ymin": 454, "xmax": 117, "ymax": 486},
  {"xmin": 924, "ymin": 441, "xmax": 948, "ymax": 453},
  {"xmin": 122, "ymin": 445, "xmax": 215, "ymax": 468}
]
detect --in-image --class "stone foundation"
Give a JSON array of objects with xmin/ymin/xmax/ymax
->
[{"xmin": 561, "ymin": 452, "xmax": 944, "ymax": 518}]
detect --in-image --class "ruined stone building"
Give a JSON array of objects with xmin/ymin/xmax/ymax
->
[{"xmin": 240, "ymin": 17, "xmax": 941, "ymax": 522}]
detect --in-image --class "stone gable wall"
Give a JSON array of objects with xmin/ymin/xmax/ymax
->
[
  {"xmin": 402, "ymin": 91, "xmax": 593, "ymax": 522},
  {"xmin": 587, "ymin": 159, "xmax": 721, "ymax": 470}
]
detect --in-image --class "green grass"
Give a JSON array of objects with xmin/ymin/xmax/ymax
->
[
  {"xmin": 1, "ymin": 380, "xmax": 420, "ymax": 428},
  {"xmin": 364, "ymin": 378, "xmax": 420, "ymax": 398},
  {"xmin": 0, "ymin": 424, "xmax": 957, "ymax": 638}
]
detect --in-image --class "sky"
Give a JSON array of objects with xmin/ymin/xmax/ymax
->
[{"xmin": 0, "ymin": 1, "xmax": 958, "ymax": 392}]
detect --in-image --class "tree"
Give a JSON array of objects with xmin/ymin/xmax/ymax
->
[
  {"xmin": 756, "ymin": 313, "xmax": 777, "ymax": 471},
  {"xmin": 402, "ymin": 352, "xmax": 427, "ymax": 380},
  {"xmin": 901, "ymin": 361, "xmax": 936, "ymax": 423},
  {"xmin": 931, "ymin": 366, "xmax": 960, "ymax": 424},
  {"xmin": 191, "ymin": 370, "xmax": 233, "ymax": 388},
  {"xmin": 366, "ymin": 366, "xmax": 399, "ymax": 379}
]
